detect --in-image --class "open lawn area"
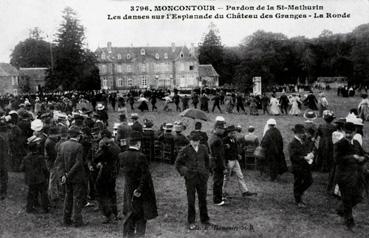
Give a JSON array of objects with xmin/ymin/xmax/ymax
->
[{"xmin": 1, "ymin": 90, "xmax": 369, "ymax": 238}]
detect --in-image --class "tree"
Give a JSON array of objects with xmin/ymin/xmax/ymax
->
[
  {"xmin": 10, "ymin": 27, "xmax": 52, "ymax": 68},
  {"xmin": 198, "ymin": 23, "xmax": 226, "ymax": 85},
  {"xmin": 235, "ymin": 31, "xmax": 290, "ymax": 90},
  {"xmin": 351, "ymin": 24, "xmax": 369, "ymax": 85},
  {"xmin": 46, "ymin": 7, "xmax": 100, "ymax": 91}
]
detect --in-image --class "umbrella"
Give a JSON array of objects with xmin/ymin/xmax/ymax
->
[
  {"xmin": 180, "ymin": 108, "xmax": 210, "ymax": 121},
  {"xmin": 163, "ymin": 96, "xmax": 172, "ymax": 102},
  {"xmin": 137, "ymin": 97, "xmax": 149, "ymax": 102}
]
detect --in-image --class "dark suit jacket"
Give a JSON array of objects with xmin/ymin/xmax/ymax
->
[
  {"xmin": 131, "ymin": 121, "xmax": 143, "ymax": 133},
  {"xmin": 21, "ymin": 152, "xmax": 48, "ymax": 185},
  {"xmin": 223, "ymin": 136, "xmax": 239, "ymax": 161},
  {"xmin": 288, "ymin": 138, "xmax": 310, "ymax": 173},
  {"xmin": 208, "ymin": 133, "xmax": 225, "ymax": 171},
  {"xmin": 56, "ymin": 139, "xmax": 87, "ymax": 184},
  {"xmin": 335, "ymin": 138, "xmax": 364, "ymax": 187},
  {"xmin": 175, "ymin": 144, "xmax": 210, "ymax": 180}
]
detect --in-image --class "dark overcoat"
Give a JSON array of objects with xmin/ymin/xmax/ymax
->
[{"xmin": 119, "ymin": 149, "xmax": 158, "ymax": 220}]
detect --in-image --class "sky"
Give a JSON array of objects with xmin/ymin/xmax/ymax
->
[{"xmin": 0, "ymin": 0, "xmax": 368, "ymax": 63}]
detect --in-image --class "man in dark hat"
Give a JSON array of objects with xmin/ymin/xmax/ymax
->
[
  {"xmin": 288, "ymin": 124, "xmax": 314, "ymax": 208},
  {"xmin": 93, "ymin": 129, "xmax": 120, "ymax": 223},
  {"xmin": 175, "ymin": 131, "xmax": 211, "ymax": 230},
  {"xmin": 193, "ymin": 121, "xmax": 208, "ymax": 151},
  {"xmin": 130, "ymin": 113, "xmax": 143, "ymax": 134},
  {"xmin": 208, "ymin": 120, "xmax": 226, "ymax": 206},
  {"xmin": 119, "ymin": 131, "xmax": 158, "ymax": 237},
  {"xmin": 57, "ymin": 126, "xmax": 88, "ymax": 227},
  {"xmin": 334, "ymin": 122, "xmax": 367, "ymax": 230}
]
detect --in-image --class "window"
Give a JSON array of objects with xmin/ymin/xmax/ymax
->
[
  {"xmin": 140, "ymin": 49, "xmax": 145, "ymax": 55},
  {"xmin": 101, "ymin": 52, "xmax": 106, "ymax": 60},
  {"xmin": 127, "ymin": 54, "xmax": 131, "ymax": 60},
  {"xmin": 179, "ymin": 63, "xmax": 185, "ymax": 71},
  {"xmin": 116, "ymin": 64, "xmax": 122, "ymax": 73},
  {"xmin": 100, "ymin": 64, "xmax": 107, "ymax": 74},
  {"xmin": 102, "ymin": 78, "xmax": 108, "ymax": 88},
  {"xmin": 164, "ymin": 53, "xmax": 168, "ymax": 59},
  {"xmin": 117, "ymin": 54, "xmax": 122, "ymax": 60},
  {"xmin": 189, "ymin": 64, "xmax": 194, "ymax": 70},
  {"xmin": 127, "ymin": 64, "xmax": 132, "ymax": 72},
  {"xmin": 127, "ymin": 78, "xmax": 133, "ymax": 87},
  {"xmin": 140, "ymin": 63, "xmax": 146, "ymax": 72},
  {"xmin": 180, "ymin": 52, "xmax": 184, "ymax": 58},
  {"xmin": 117, "ymin": 78, "xmax": 123, "ymax": 87},
  {"xmin": 155, "ymin": 53, "xmax": 160, "ymax": 59},
  {"xmin": 141, "ymin": 76, "xmax": 147, "ymax": 87},
  {"xmin": 11, "ymin": 76, "xmax": 18, "ymax": 86}
]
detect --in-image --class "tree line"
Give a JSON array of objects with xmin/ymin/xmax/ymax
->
[
  {"xmin": 199, "ymin": 24, "xmax": 369, "ymax": 91},
  {"xmin": 9, "ymin": 7, "xmax": 369, "ymax": 92}
]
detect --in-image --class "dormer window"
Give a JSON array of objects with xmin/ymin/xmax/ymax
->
[
  {"xmin": 117, "ymin": 54, "xmax": 122, "ymax": 60},
  {"xmin": 155, "ymin": 53, "xmax": 160, "ymax": 59},
  {"xmin": 127, "ymin": 54, "xmax": 131, "ymax": 60},
  {"xmin": 101, "ymin": 52, "xmax": 106, "ymax": 60},
  {"xmin": 164, "ymin": 53, "xmax": 168, "ymax": 59},
  {"xmin": 180, "ymin": 52, "xmax": 184, "ymax": 58},
  {"xmin": 140, "ymin": 49, "xmax": 145, "ymax": 55}
]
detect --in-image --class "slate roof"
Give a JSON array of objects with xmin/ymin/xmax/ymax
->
[
  {"xmin": 198, "ymin": 64, "xmax": 219, "ymax": 77},
  {"xmin": 95, "ymin": 45, "xmax": 197, "ymax": 63},
  {"xmin": 19, "ymin": 67, "xmax": 48, "ymax": 78},
  {"xmin": 0, "ymin": 63, "xmax": 19, "ymax": 77}
]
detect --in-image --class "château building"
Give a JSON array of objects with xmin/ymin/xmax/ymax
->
[{"xmin": 95, "ymin": 42, "xmax": 218, "ymax": 90}]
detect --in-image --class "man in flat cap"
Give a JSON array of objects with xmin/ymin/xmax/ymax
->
[
  {"xmin": 175, "ymin": 131, "xmax": 211, "ymax": 230},
  {"xmin": 57, "ymin": 126, "xmax": 88, "ymax": 227},
  {"xmin": 119, "ymin": 131, "xmax": 158, "ymax": 237}
]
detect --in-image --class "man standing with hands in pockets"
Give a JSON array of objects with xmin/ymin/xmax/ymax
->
[{"xmin": 175, "ymin": 131, "xmax": 211, "ymax": 230}]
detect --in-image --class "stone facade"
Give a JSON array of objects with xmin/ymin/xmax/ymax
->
[
  {"xmin": 95, "ymin": 42, "xmax": 201, "ymax": 90},
  {"xmin": 19, "ymin": 67, "xmax": 47, "ymax": 93},
  {"xmin": 0, "ymin": 63, "xmax": 20, "ymax": 95}
]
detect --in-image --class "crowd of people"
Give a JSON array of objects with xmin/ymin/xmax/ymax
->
[{"xmin": 0, "ymin": 88, "xmax": 368, "ymax": 236}]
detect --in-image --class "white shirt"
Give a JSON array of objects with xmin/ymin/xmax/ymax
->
[
  {"xmin": 191, "ymin": 144, "xmax": 199, "ymax": 152},
  {"xmin": 294, "ymin": 135, "xmax": 303, "ymax": 144}
]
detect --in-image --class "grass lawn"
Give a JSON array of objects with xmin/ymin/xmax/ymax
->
[{"xmin": 1, "ymin": 90, "xmax": 369, "ymax": 238}]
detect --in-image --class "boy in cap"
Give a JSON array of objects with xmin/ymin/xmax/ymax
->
[
  {"xmin": 175, "ymin": 131, "xmax": 211, "ymax": 230},
  {"xmin": 21, "ymin": 136, "xmax": 50, "ymax": 213},
  {"xmin": 288, "ymin": 124, "xmax": 313, "ymax": 208}
]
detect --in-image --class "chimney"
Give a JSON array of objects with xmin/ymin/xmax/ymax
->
[
  {"xmin": 107, "ymin": 41, "xmax": 112, "ymax": 53},
  {"xmin": 171, "ymin": 42, "xmax": 176, "ymax": 53}
]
